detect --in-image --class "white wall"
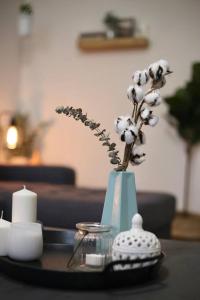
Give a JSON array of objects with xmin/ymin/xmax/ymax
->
[
  {"xmin": 0, "ymin": 0, "xmax": 19, "ymax": 111},
  {"xmin": 0, "ymin": 0, "xmax": 19, "ymax": 161},
  {"xmin": 1, "ymin": 0, "xmax": 200, "ymax": 213}
]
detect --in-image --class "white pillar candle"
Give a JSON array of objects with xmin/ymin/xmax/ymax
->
[
  {"xmin": 0, "ymin": 212, "xmax": 11, "ymax": 256},
  {"xmin": 8, "ymin": 222, "xmax": 43, "ymax": 261},
  {"xmin": 12, "ymin": 186, "xmax": 37, "ymax": 223},
  {"xmin": 85, "ymin": 254, "xmax": 105, "ymax": 267}
]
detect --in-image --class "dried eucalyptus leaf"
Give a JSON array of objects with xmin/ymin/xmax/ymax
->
[
  {"xmin": 108, "ymin": 143, "xmax": 116, "ymax": 151},
  {"xmin": 102, "ymin": 142, "xmax": 110, "ymax": 146},
  {"xmin": 99, "ymin": 135, "xmax": 110, "ymax": 141},
  {"xmin": 55, "ymin": 106, "xmax": 64, "ymax": 114},
  {"xmin": 110, "ymin": 158, "xmax": 119, "ymax": 164},
  {"xmin": 89, "ymin": 122, "xmax": 97, "ymax": 130},
  {"xmin": 80, "ymin": 115, "xmax": 87, "ymax": 122},
  {"xmin": 94, "ymin": 130, "xmax": 106, "ymax": 137},
  {"xmin": 84, "ymin": 120, "xmax": 91, "ymax": 126}
]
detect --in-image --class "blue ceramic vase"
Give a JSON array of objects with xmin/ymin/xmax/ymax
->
[{"xmin": 101, "ymin": 171, "xmax": 138, "ymax": 236}]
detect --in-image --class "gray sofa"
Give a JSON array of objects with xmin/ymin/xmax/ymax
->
[{"xmin": 0, "ymin": 165, "xmax": 176, "ymax": 238}]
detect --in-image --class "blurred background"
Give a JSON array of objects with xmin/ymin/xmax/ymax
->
[{"xmin": 0, "ymin": 0, "xmax": 200, "ymax": 239}]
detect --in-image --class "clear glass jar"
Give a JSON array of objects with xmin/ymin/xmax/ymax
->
[{"xmin": 73, "ymin": 222, "xmax": 113, "ymax": 271}]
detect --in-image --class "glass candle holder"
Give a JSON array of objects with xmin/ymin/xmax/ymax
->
[
  {"xmin": 71, "ymin": 222, "xmax": 113, "ymax": 271},
  {"xmin": 7, "ymin": 222, "xmax": 43, "ymax": 261}
]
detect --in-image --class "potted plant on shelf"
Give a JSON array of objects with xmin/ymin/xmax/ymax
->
[
  {"xmin": 165, "ymin": 62, "xmax": 200, "ymax": 214},
  {"xmin": 56, "ymin": 59, "xmax": 172, "ymax": 235},
  {"xmin": 103, "ymin": 12, "xmax": 135, "ymax": 38},
  {"xmin": 19, "ymin": 2, "xmax": 33, "ymax": 37}
]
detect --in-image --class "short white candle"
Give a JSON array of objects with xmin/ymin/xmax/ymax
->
[
  {"xmin": 85, "ymin": 254, "xmax": 105, "ymax": 267},
  {"xmin": 0, "ymin": 212, "xmax": 11, "ymax": 256},
  {"xmin": 8, "ymin": 222, "xmax": 43, "ymax": 261},
  {"xmin": 12, "ymin": 186, "xmax": 37, "ymax": 223}
]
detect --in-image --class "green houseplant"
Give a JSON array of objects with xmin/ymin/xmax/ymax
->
[{"xmin": 165, "ymin": 62, "xmax": 200, "ymax": 213}]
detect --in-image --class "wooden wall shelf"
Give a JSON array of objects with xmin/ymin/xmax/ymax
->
[{"xmin": 78, "ymin": 36, "xmax": 149, "ymax": 52}]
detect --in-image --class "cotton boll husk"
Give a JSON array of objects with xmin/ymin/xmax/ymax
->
[
  {"xmin": 149, "ymin": 115, "xmax": 159, "ymax": 127},
  {"xmin": 114, "ymin": 115, "xmax": 133, "ymax": 134},
  {"xmin": 145, "ymin": 91, "xmax": 162, "ymax": 106},
  {"xmin": 140, "ymin": 107, "xmax": 151, "ymax": 120},
  {"xmin": 127, "ymin": 85, "xmax": 144, "ymax": 103},
  {"xmin": 152, "ymin": 76, "xmax": 166, "ymax": 89},
  {"xmin": 136, "ymin": 130, "xmax": 146, "ymax": 145},
  {"xmin": 132, "ymin": 70, "xmax": 149, "ymax": 86}
]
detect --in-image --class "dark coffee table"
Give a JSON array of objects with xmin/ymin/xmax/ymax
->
[{"xmin": 0, "ymin": 233, "xmax": 200, "ymax": 299}]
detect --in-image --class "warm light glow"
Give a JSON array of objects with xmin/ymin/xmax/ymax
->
[{"xmin": 6, "ymin": 126, "xmax": 18, "ymax": 149}]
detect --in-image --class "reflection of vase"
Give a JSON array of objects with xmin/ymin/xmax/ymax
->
[{"xmin": 101, "ymin": 171, "xmax": 138, "ymax": 237}]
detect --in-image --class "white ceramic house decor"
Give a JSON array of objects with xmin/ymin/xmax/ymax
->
[{"xmin": 112, "ymin": 213, "xmax": 161, "ymax": 270}]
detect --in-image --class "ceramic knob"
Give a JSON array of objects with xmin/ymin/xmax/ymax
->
[{"xmin": 112, "ymin": 213, "xmax": 161, "ymax": 269}]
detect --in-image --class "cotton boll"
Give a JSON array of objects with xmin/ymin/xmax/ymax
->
[
  {"xmin": 148, "ymin": 62, "xmax": 164, "ymax": 81},
  {"xmin": 114, "ymin": 116, "xmax": 133, "ymax": 134},
  {"xmin": 140, "ymin": 109, "xmax": 158, "ymax": 126},
  {"xmin": 148, "ymin": 115, "xmax": 159, "ymax": 127},
  {"xmin": 158, "ymin": 59, "xmax": 171, "ymax": 74},
  {"xmin": 144, "ymin": 91, "xmax": 162, "ymax": 106},
  {"xmin": 132, "ymin": 146, "xmax": 144, "ymax": 156},
  {"xmin": 140, "ymin": 108, "xmax": 151, "ymax": 120},
  {"xmin": 132, "ymin": 70, "xmax": 141, "ymax": 85},
  {"xmin": 123, "ymin": 130, "xmax": 135, "ymax": 144},
  {"xmin": 148, "ymin": 62, "xmax": 160, "ymax": 80},
  {"xmin": 127, "ymin": 85, "xmax": 144, "ymax": 103},
  {"xmin": 130, "ymin": 146, "xmax": 146, "ymax": 165},
  {"xmin": 120, "ymin": 125, "xmax": 138, "ymax": 144},
  {"xmin": 129, "ymin": 124, "xmax": 138, "ymax": 137},
  {"xmin": 132, "ymin": 70, "xmax": 149, "ymax": 86},
  {"xmin": 131, "ymin": 156, "xmax": 146, "ymax": 165}
]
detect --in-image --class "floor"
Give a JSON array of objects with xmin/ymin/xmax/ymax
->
[{"xmin": 172, "ymin": 213, "xmax": 200, "ymax": 241}]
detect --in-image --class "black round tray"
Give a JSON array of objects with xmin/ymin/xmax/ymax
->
[{"xmin": 0, "ymin": 228, "xmax": 164, "ymax": 290}]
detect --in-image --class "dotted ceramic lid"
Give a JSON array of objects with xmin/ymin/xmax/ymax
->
[{"xmin": 112, "ymin": 214, "xmax": 161, "ymax": 255}]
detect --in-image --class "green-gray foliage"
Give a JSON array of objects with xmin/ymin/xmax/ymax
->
[
  {"xmin": 20, "ymin": 3, "xmax": 33, "ymax": 15},
  {"xmin": 103, "ymin": 12, "xmax": 120, "ymax": 31},
  {"xmin": 165, "ymin": 63, "xmax": 200, "ymax": 145}
]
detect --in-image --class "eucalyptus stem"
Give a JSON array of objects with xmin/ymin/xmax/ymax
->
[{"xmin": 55, "ymin": 106, "xmax": 122, "ymax": 168}]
